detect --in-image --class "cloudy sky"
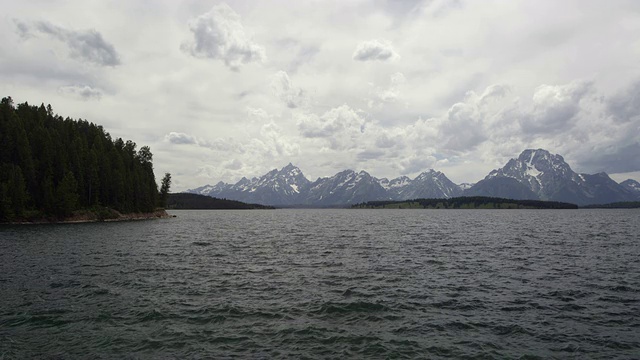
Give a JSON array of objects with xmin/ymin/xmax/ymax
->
[{"xmin": 2, "ymin": 0, "xmax": 640, "ymax": 190}]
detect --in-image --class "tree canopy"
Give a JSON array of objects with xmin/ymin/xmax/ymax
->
[{"xmin": 0, "ymin": 97, "xmax": 170, "ymax": 221}]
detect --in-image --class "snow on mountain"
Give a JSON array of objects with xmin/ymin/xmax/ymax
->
[
  {"xmin": 188, "ymin": 164, "xmax": 462, "ymax": 206},
  {"xmin": 620, "ymin": 179, "xmax": 640, "ymax": 199},
  {"xmin": 188, "ymin": 149, "xmax": 638, "ymax": 206},
  {"xmin": 458, "ymin": 183, "xmax": 475, "ymax": 191},
  {"xmin": 303, "ymin": 170, "xmax": 388, "ymax": 206},
  {"xmin": 466, "ymin": 149, "xmax": 636, "ymax": 205},
  {"xmin": 385, "ymin": 170, "xmax": 462, "ymax": 200},
  {"xmin": 187, "ymin": 163, "xmax": 310, "ymax": 206}
]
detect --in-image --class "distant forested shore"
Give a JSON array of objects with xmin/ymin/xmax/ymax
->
[
  {"xmin": 353, "ymin": 197, "xmax": 579, "ymax": 209},
  {"xmin": 581, "ymin": 201, "xmax": 640, "ymax": 209},
  {"xmin": 167, "ymin": 193, "xmax": 274, "ymax": 210},
  {"xmin": 0, "ymin": 97, "xmax": 171, "ymax": 223}
]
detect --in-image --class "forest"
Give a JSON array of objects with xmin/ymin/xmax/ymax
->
[
  {"xmin": 0, "ymin": 97, "xmax": 170, "ymax": 222},
  {"xmin": 582, "ymin": 201, "xmax": 640, "ymax": 209},
  {"xmin": 354, "ymin": 196, "xmax": 579, "ymax": 209},
  {"xmin": 167, "ymin": 193, "xmax": 274, "ymax": 210}
]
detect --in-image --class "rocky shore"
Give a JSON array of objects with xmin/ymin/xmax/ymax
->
[{"xmin": 5, "ymin": 209, "xmax": 172, "ymax": 225}]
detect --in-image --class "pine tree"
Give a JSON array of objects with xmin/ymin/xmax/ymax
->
[
  {"xmin": 0, "ymin": 97, "xmax": 167, "ymax": 221},
  {"xmin": 55, "ymin": 171, "xmax": 79, "ymax": 217},
  {"xmin": 159, "ymin": 173, "xmax": 172, "ymax": 208}
]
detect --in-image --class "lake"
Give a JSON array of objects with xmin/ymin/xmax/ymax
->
[{"xmin": 1, "ymin": 209, "xmax": 639, "ymax": 358}]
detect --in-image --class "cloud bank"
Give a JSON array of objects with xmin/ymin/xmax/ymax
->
[{"xmin": 3, "ymin": 1, "xmax": 640, "ymax": 190}]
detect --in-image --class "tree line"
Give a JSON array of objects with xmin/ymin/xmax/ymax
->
[
  {"xmin": 354, "ymin": 196, "xmax": 578, "ymax": 209},
  {"xmin": 167, "ymin": 193, "xmax": 274, "ymax": 210},
  {"xmin": 0, "ymin": 97, "xmax": 171, "ymax": 221}
]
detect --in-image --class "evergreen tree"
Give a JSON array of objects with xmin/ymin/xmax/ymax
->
[
  {"xmin": 0, "ymin": 97, "xmax": 168, "ymax": 221},
  {"xmin": 159, "ymin": 173, "xmax": 172, "ymax": 208},
  {"xmin": 55, "ymin": 171, "xmax": 79, "ymax": 217}
]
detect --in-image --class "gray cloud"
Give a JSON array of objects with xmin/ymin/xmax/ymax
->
[
  {"xmin": 13, "ymin": 19, "xmax": 31, "ymax": 39},
  {"xmin": 58, "ymin": 85, "xmax": 103, "ymax": 100},
  {"xmin": 607, "ymin": 80, "xmax": 640, "ymax": 123},
  {"xmin": 182, "ymin": 3, "xmax": 266, "ymax": 70},
  {"xmin": 375, "ymin": 132, "xmax": 400, "ymax": 149},
  {"xmin": 576, "ymin": 142, "xmax": 640, "ymax": 174},
  {"xmin": 166, "ymin": 132, "xmax": 198, "ymax": 145},
  {"xmin": 398, "ymin": 153, "xmax": 437, "ymax": 175},
  {"xmin": 165, "ymin": 132, "xmax": 248, "ymax": 154},
  {"xmin": 224, "ymin": 158, "xmax": 243, "ymax": 170},
  {"xmin": 353, "ymin": 39, "xmax": 399, "ymax": 62},
  {"xmin": 357, "ymin": 149, "xmax": 385, "ymax": 161},
  {"xmin": 440, "ymin": 102, "xmax": 487, "ymax": 151},
  {"xmin": 16, "ymin": 20, "xmax": 120, "ymax": 66}
]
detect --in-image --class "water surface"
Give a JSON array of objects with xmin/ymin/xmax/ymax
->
[{"xmin": 1, "ymin": 209, "xmax": 639, "ymax": 358}]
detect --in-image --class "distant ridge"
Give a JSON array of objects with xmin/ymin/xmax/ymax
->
[
  {"xmin": 167, "ymin": 193, "xmax": 274, "ymax": 210},
  {"xmin": 188, "ymin": 149, "xmax": 640, "ymax": 207}
]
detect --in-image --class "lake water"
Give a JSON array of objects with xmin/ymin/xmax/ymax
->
[{"xmin": 1, "ymin": 209, "xmax": 639, "ymax": 358}]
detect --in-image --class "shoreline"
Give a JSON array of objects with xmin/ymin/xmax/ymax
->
[{"xmin": 3, "ymin": 209, "xmax": 172, "ymax": 225}]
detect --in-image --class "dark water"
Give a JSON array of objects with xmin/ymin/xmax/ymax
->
[{"xmin": 1, "ymin": 209, "xmax": 639, "ymax": 359}]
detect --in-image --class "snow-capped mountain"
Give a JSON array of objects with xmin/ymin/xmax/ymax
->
[
  {"xmin": 189, "ymin": 163, "xmax": 310, "ymax": 206},
  {"xmin": 465, "ymin": 149, "xmax": 636, "ymax": 205},
  {"xmin": 384, "ymin": 170, "xmax": 462, "ymax": 200},
  {"xmin": 189, "ymin": 181, "xmax": 233, "ymax": 197},
  {"xmin": 188, "ymin": 165, "xmax": 461, "ymax": 206},
  {"xmin": 303, "ymin": 170, "xmax": 389, "ymax": 206},
  {"xmin": 620, "ymin": 179, "xmax": 640, "ymax": 199},
  {"xmin": 188, "ymin": 149, "xmax": 639, "ymax": 206}
]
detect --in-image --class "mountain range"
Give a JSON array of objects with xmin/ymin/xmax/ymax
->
[{"xmin": 187, "ymin": 149, "xmax": 640, "ymax": 207}]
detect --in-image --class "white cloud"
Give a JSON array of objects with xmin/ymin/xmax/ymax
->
[
  {"xmin": 270, "ymin": 70, "xmax": 306, "ymax": 108},
  {"xmin": 370, "ymin": 72, "xmax": 407, "ymax": 107},
  {"xmin": 353, "ymin": 39, "xmax": 399, "ymax": 62},
  {"xmin": 259, "ymin": 120, "xmax": 300, "ymax": 157},
  {"xmin": 519, "ymin": 80, "xmax": 593, "ymax": 134},
  {"xmin": 182, "ymin": 3, "xmax": 266, "ymax": 70},
  {"xmin": 297, "ymin": 104, "xmax": 366, "ymax": 150},
  {"xmin": 3, "ymin": 1, "xmax": 640, "ymax": 189}
]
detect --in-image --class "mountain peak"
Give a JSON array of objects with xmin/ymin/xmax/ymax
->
[
  {"xmin": 278, "ymin": 163, "xmax": 303, "ymax": 177},
  {"xmin": 471, "ymin": 148, "xmax": 635, "ymax": 205},
  {"xmin": 621, "ymin": 179, "xmax": 640, "ymax": 197},
  {"xmin": 416, "ymin": 169, "xmax": 442, "ymax": 178},
  {"xmin": 517, "ymin": 148, "xmax": 555, "ymax": 164},
  {"xmin": 187, "ymin": 149, "xmax": 638, "ymax": 206},
  {"xmin": 621, "ymin": 179, "xmax": 640, "ymax": 187}
]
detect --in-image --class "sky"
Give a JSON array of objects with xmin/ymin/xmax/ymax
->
[{"xmin": 2, "ymin": 0, "xmax": 640, "ymax": 191}]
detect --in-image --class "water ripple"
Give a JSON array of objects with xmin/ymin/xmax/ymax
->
[{"xmin": 1, "ymin": 209, "xmax": 639, "ymax": 358}]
